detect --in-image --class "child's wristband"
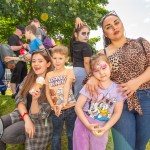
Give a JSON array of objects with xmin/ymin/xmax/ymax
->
[{"xmin": 21, "ymin": 112, "xmax": 28, "ymax": 120}]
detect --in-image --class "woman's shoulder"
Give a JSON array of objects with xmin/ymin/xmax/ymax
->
[
  {"xmin": 125, "ymin": 37, "xmax": 147, "ymax": 44},
  {"xmin": 134, "ymin": 37, "xmax": 150, "ymax": 45},
  {"xmin": 126, "ymin": 37, "xmax": 150, "ymax": 49}
]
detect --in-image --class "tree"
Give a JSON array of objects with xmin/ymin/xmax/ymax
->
[{"xmin": 0, "ymin": 0, "xmax": 109, "ymax": 46}]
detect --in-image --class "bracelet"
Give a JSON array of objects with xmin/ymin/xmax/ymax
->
[
  {"xmin": 87, "ymin": 72, "xmax": 93, "ymax": 78},
  {"xmin": 82, "ymin": 72, "xmax": 93, "ymax": 86},
  {"xmin": 21, "ymin": 112, "xmax": 28, "ymax": 120}
]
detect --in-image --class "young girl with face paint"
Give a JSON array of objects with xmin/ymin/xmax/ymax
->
[
  {"xmin": 73, "ymin": 53, "xmax": 126, "ymax": 150},
  {"xmin": 70, "ymin": 19, "xmax": 93, "ymax": 100}
]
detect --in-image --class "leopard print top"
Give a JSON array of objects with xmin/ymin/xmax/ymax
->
[{"xmin": 103, "ymin": 38, "xmax": 150, "ymax": 115}]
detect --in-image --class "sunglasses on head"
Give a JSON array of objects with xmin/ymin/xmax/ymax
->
[
  {"xmin": 80, "ymin": 31, "xmax": 90, "ymax": 36},
  {"xmin": 99, "ymin": 10, "xmax": 118, "ymax": 26},
  {"xmin": 32, "ymin": 49, "xmax": 50, "ymax": 57}
]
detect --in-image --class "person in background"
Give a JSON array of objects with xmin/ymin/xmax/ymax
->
[
  {"xmin": 30, "ymin": 18, "xmax": 46, "ymax": 41},
  {"xmin": 70, "ymin": 18, "xmax": 93, "ymax": 100},
  {"xmin": 25, "ymin": 25, "xmax": 44, "ymax": 54},
  {"xmin": 24, "ymin": 25, "xmax": 45, "ymax": 61},
  {"xmin": 5, "ymin": 25, "xmax": 45, "ymax": 62},
  {"xmin": 8, "ymin": 25, "xmax": 28, "ymax": 98},
  {"xmin": 45, "ymin": 45, "xmax": 76, "ymax": 150},
  {"xmin": 0, "ymin": 50, "xmax": 53, "ymax": 150},
  {"xmin": 84, "ymin": 11, "xmax": 150, "ymax": 150},
  {"xmin": 41, "ymin": 25, "xmax": 56, "ymax": 49},
  {"xmin": 73, "ymin": 53, "xmax": 126, "ymax": 150}
]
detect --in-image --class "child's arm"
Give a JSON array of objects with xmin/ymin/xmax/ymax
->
[
  {"xmin": 45, "ymin": 75, "xmax": 57, "ymax": 114},
  {"xmin": 63, "ymin": 68, "xmax": 75, "ymax": 106},
  {"xmin": 75, "ymin": 94, "xmax": 99, "ymax": 131},
  {"xmin": 94, "ymin": 101, "xmax": 123, "ymax": 137},
  {"xmin": 46, "ymin": 84, "xmax": 55, "ymax": 110},
  {"xmin": 84, "ymin": 57, "xmax": 91, "ymax": 75},
  {"xmin": 56, "ymin": 77, "xmax": 74, "ymax": 116},
  {"xmin": 75, "ymin": 17, "xmax": 84, "ymax": 28},
  {"xmin": 63, "ymin": 77, "xmax": 74, "ymax": 105}
]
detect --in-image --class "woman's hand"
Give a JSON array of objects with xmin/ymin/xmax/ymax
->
[
  {"xmin": 75, "ymin": 17, "xmax": 84, "ymax": 28},
  {"xmin": 31, "ymin": 89, "xmax": 40, "ymax": 100},
  {"xmin": 86, "ymin": 76, "xmax": 100, "ymax": 99},
  {"xmin": 119, "ymin": 78, "xmax": 141, "ymax": 97},
  {"xmin": 25, "ymin": 119, "xmax": 35, "ymax": 138}
]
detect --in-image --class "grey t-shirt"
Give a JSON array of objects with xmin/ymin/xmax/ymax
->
[{"xmin": 36, "ymin": 28, "xmax": 46, "ymax": 41}]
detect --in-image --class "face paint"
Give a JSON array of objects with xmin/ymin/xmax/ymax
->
[{"xmin": 93, "ymin": 63, "xmax": 107, "ymax": 72}]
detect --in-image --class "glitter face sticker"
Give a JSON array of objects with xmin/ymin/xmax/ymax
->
[{"xmin": 93, "ymin": 63, "xmax": 107, "ymax": 72}]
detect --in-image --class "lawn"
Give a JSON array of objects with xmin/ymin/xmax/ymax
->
[{"xmin": 0, "ymin": 90, "xmax": 150, "ymax": 150}]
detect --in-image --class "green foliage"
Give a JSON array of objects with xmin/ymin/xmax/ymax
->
[
  {"xmin": 88, "ymin": 36, "xmax": 101, "ymax": 54},
  {"xmin": 0, "ymin": 17, "xmax": 18, "ymax": 43},
  {"xmin": 0, "ymin": 90, "xmax": 15, "ymax": 115},
  {"xmin": 0, "ymin": 0, "xmax": 109, "ymax": 45}
]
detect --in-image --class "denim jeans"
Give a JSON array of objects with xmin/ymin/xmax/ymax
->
[
  {"xmin": 112, "ymin": 89, "xmax": 150, "ymax": 150},
  {"xmin": 73, "ymin": 67, "xmax": 87, "ymax": 100},
  {"xmin": 51, "ymin": 107, "xmax": 76, "ymax": 150}
]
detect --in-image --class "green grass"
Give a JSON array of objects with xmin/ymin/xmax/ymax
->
[{"xmin": 0, "ymin": 90, "xmax": 150, "ymax": 150}]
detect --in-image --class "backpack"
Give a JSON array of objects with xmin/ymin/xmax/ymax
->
[
  {"xmin": 42, "ymin": 35, "xmax": 53, "ymax": 49},
  {"xmin": 0, "ymin": 59, "xmax": 4, "ymax": 80},
  {"xmin": 0, "ymin": 43, "xmax": 16, "ymax": 69},
  {"xmin": 0, "ymin": 67, "xmax": 8, "ymax": 95},
  {"xmin": 136, "ymin": 37, "xmax": 146, "ymax": 55},
  {"xmin": 0, "ymin": 80, "xmax": 7, "ymax": 95}
]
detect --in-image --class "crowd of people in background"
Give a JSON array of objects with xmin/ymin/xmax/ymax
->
[
  {"xmin": 1, "ymin": 18, "xmax": 56, "ymax": 99},
  {"xmin": 0, "ymin": 11, "xmax": 150, "ymax": 150}
]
